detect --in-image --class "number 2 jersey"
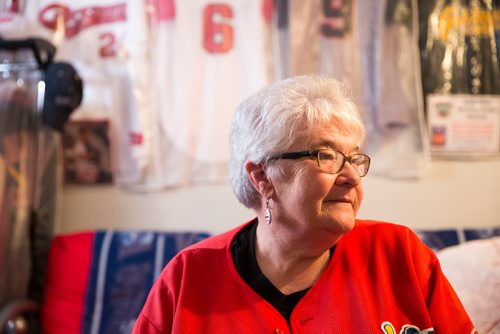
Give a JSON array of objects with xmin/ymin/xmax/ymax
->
[{"xmin": 0, "ymin": 0, "xmax": 155, "ymax": 185}]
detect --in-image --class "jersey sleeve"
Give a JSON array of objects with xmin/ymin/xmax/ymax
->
[
  {"xmin": 409, "ymin": 230, "xmax": 477, "ymax": 332},
  {"xmin": 132, "ymin": 313, "xmax": 163, "ymax": 334},
  {"xmin": 426, "ymin": 259, "xmax": 477, "ymax": 332},
  {"xmin": 132, "ymin": 255, "xmax": 183, "ymax": 334}
]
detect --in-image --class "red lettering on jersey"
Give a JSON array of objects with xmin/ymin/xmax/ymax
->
[
  {"xmin": 0, "ymin": 0, "xmax": 21, "ymax": 22},
  {"xmin": 2, "ymin": 0, "xmax": 20, "ymax": 13},
  {"xmin": 129, "ymin": 132, "xmax": 144, "ymax": 145},
  {"xmin": 203, "ymin": 4, "xmax": 233, "ymax": 54},
  {"xmin": 149, "ymin": 0, "xmax": 175, "ymax": 22},
  {"xmin": 39, "ymin": 3, "xmax": 127, "ymax": 38},
  {"xmin": 262, "ymin": 0, "xmax": 273, "ymax": 23}
]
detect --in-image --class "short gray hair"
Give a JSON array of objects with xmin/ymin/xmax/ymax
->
[{"xmin": 229, "ymin": 75, "xmax": 365, "ymax": 209}]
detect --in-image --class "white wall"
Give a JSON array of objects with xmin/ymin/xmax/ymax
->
[{"xmin": 58, "ymin": 159, "xmax": 500, "ymax": 234}]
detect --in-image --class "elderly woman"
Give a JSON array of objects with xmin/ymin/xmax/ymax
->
[{"xmin": 133, "ymin": 76, "xmax": 475, "ymax": 333}]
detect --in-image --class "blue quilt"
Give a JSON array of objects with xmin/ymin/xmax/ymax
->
[
  {"xmin": 415, "ymin": 226, "xmax": 500, "ymax": 252},
  {"xmin": 82, "ymin": 230, "xmax": 210, "ymax": 334}
]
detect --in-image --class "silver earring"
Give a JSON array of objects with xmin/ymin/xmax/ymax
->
[{"xmin": 264, "ymin": 198, "xmax": 272, "ymax": 225}]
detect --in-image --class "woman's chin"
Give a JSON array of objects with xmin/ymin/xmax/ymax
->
[{"xmin": 321, "ymin": 215, "xmax": 356, "ymax": 235}]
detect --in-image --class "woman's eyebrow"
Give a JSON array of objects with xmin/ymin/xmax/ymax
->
[
  {"xmin": 309, "ymin": 140, "xmax": 336, "ymax": 148},
  {"xmin": 310, "ymin": 140, "xmax": 360, "ymax": 152}
]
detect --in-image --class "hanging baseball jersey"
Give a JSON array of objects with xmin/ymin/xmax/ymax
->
[
  {"xmin": 282, "ymin": 0, "xmax": 360, "ymax": 91},
  {"xmin": 420, "ymin": 0, "xmax": 500, "ymax": 95},
  {"xmin": 152, "ymin": 0, "xmax": 274, "ymax": 186},
  {"xmin": 283, "ymin": 0, "xmax": 321, "ymax": 77},
  {"xmin": 0, "ymin": 0, "xmax": 29, "ymax": 36},
  {"xmin": 271, "ymin": 0, "xmax": 291, "ymax": 80},
  {"xmin": 7, "ymin": 0, "xmax": 155, "ymax": 185},
  {"xmin": 367, "ymin": 0, "xmax": 430, "ymax": 178},
  {"xmin": 283, "ymin": 0, "xmax": 429, "ymax": 178}
]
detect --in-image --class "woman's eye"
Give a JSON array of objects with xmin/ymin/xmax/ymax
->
[
  {"xmin": 351, "ymin": 155, "xmax": 364, "ymax": 164},
  {"xmin": 318, "ymin": 152, "xmax": 335, "ymax": 160}
]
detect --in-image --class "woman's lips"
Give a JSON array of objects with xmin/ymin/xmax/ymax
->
[{"xmin": 334, "ymin": 198, "xmax": 352, "ymax": 203}]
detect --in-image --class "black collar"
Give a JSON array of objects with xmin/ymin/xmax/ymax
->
[{"xmin": 231, "ymin": 220, "xmax": 310, "ymax": 321}]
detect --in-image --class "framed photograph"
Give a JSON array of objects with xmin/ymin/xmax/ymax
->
[{"xmin": 62, "ymin": 120, "xmax": 113, "ymax": 185}]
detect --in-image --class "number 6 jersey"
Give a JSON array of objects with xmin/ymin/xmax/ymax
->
[{"xmin": 151, "ymin": 0, "xmax": 274, "ymax": 187}]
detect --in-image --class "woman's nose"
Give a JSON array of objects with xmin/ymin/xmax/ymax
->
[{"xmin": 334, "ymin": 160, "xmax": 361, "ymax": 187}]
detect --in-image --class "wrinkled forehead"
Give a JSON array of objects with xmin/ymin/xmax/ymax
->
[{"xmin": 292, "ymin": 117, "xmax": 365, "ymax": 151}]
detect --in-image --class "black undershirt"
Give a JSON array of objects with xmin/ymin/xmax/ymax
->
[{"xmin": 231, "ymin": 220, "xmax": 310, "ymax": 321}]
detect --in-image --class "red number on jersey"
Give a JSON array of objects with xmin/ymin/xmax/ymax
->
[
  {"xmin": 321, "ymin": 0, "xmax": 352, "ymax": 38},
  {"xmin": 203, "ymin": 4, "xmax": 233, "ymax": 53},
  {"xmin": 99, "ymin": 32, "xmax": 117, "ymax": 58},
  {"xmin": 3, "ymin": 0, "xmax": 21, "ymax": 13}
]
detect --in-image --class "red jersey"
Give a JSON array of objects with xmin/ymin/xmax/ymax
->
[{"xmin": 133, "ymin": 220, "xmax": 476, "ymax": 333}]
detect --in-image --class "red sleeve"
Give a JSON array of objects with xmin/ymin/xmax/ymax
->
[
  {"xmin": 425, "ymin": 259, "xmax": 477, "ymax": 332},
  {"xmin": 409, "ymin": 231, "xmax": 477, "ymax": 332},
  {"xmin": 132, "ymin": 313, "xmax": 163, "ymax": 334},
  {"xmin": 132, "ymin": 253, "xmax": 184, "ymax": 333}
]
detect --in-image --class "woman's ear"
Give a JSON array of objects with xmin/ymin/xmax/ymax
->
[{"xmin": 245, "ymin": 161, "xmax": 274, "ymax": 198}]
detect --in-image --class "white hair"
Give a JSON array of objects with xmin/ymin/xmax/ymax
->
[{"xmin": 229, "ymin": 75, "xmax": 365, "ymax": 209}]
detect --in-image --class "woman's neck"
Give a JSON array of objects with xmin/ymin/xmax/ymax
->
[{"xmin": 255, "ymin": 223, "xmax": 333, "ymax": 295}]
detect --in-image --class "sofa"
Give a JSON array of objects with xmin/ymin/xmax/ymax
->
[{"xmin": 1, "ymin": 226, "xmax": 498, "ymax": 333}]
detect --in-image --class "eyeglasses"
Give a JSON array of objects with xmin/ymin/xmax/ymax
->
[{"xmin": 268, "ymin": 148, "xmax": 371, "ymax": 177}]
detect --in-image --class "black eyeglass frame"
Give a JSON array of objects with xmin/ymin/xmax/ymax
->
[{"xmin": 267, "ymin": 148, "xmax": 371, "ymax": 177}]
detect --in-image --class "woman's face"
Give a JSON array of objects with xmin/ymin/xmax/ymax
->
[{"xmin": 270, "ymin": 123, "xmax": 364, "ymax": 239}]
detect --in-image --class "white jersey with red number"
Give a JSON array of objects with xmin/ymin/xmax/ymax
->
[
  {"xmin": 2, "ymin": 0, "xmax": 154, "ymax": 185},
  {"xmin": 0, "ymin": 0, "xmax": 29, "ymax": 36},
  {"xmin": 153, "ymin": 0, "xmax": 273, "ymax": 186}
]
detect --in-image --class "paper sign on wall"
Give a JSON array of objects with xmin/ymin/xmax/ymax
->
[{"xmin": 427, "ymin": 94, "xmax": 500, "ymax": 158}]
